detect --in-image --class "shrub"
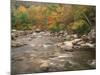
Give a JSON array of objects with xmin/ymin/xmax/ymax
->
[
  {"xmin": 69, "ymin": 19, "xmax": 91, "ymax": 35},
  {"xmin": 49, "ymin": 23, "xmax": 65, "ymax": 32}
]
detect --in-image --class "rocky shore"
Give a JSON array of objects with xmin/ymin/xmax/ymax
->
[{"xmin": 11, "ymin": 29, "xmax": 96, "ymax": 74}]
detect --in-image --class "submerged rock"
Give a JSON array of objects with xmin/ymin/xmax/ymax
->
[
  {"xmin": 87, "ymin": 60, "xmax": 96, "ymax": 68},
  {"xmin": 80, "ymin": 43, "xmax": 95, "ymax": 48},
  {"xmin": 42, "ymin": 44, "xmax": 52, "ymax": 48},
  {"xmin": 11, "ymin": 41, "xmax": 26, "ymax": 47},
  {"xmin": 40, "ymin": 61, "xmax": 49, "ymax": 71}
]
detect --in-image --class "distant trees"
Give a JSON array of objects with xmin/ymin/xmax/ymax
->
[
  {"xmin": 67, "ymin": 5, "xmax": 95, "ymax": 35},
  {"xmin": 11, "ymin": 3, "xmax": 95, "ymax": 35},
  {"xmin": 12, "ymin": 5, "xmax": 32, "ymax": 30}
]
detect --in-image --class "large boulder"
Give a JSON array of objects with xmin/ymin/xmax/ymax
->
[
  {"xmin": 57, "ymin": 41, "xmax": 73, "ymax": 51},
  {"xmin": 88, "ymin": 29, "xmax": 96, "ymax": 43},
  {"xmin": 80, "ymin": 43, "xmax": 95, "ymax": 48},
  {"xmin": 71, "ymin": 38, "xmax": 82, "ymax": 44}
]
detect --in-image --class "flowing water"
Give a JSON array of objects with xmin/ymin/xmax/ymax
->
[{"xmin": 11, "ymin": 31, "xmax": 96, "ymax": 75}]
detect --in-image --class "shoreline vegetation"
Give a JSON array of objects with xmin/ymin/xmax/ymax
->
[{"xmin": 11, "ymin": 1, "xmax": 95, "ymax": 35}]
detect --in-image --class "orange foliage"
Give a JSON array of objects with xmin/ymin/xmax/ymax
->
[
  {"xmin": 47, "ymin": 16, "xmax": 55, "ymax": 29},
  {"xmin": 48, "ymin": 16, "xmax": 54, "ymax": 24}
]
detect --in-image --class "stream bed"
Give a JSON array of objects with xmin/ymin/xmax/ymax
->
[{"xmin": 11, "ymin": 31, "xmax": 96, "ymax": 75}]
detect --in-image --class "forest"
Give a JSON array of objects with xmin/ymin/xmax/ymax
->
[{"xmin": 11, "ymin": 1, "xmax": 95, "ymax": 35}]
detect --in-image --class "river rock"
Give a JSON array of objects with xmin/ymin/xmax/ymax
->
[
  {"xmin": 35, "ymin": 29, "xmax": 41, "ymax": 33},
  {"xmin": 12, "ymin": 29, "xmax": 17, "ymax": 33},
  {"xmin": 81, "ymin": 35, "xmax": 89, "ymax": 42},
  {"xmin": 40, "ymin": 61, "xmax": 49, "ymax": 71},
  {"xmin": 43, "ymin": 31, "xmax": 51, "ymax": 36},
  {"xmin": 71, "ymin": 34, "xmax": 78, "ymax": 39},
  {"xmin": 80, "ymin": 43, "xmax": 95, "ymax": 48},
  {"xmin": 42, "ymin": 44, "xmax": 52, "ymax": 48},
  {"xmin": 48, "ymin": 63, "xmax": 65, "ymax": 71},
  {"xmin": 11, "ymin": 33, "xmax": 17, "ymax": 40},
  {"xmin": 71, "ymin": 39, "xmax": 82, "ymax": 44},
  {"xmin": 58, "ymin": 31, "xmax": 64, "ymax": 36},
  {"xmin": 66, "ymin": 34, "xmax": 78, "ymax": 40},
  {"xmin": 88, "ymin": 29, "xmax": 96, "ymax": 43},
  {"xmin": 58, "ymin": 41, "xmax": 73, "ymax": 51},
  {"xmin": 12, "ymin": 41, "xmax": 26, "ymax": 47},
  {"xmin": 66, "ymin": 35, "xmax": 71, "ymax": 40},
  {"xmin": 87, "ymin": 60, "xmax": 96, "ymax": 68}
]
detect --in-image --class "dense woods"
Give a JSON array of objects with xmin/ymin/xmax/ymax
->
[{"xmin": 11, "ymin": 1, "xmax": 95, "ymax": 35}]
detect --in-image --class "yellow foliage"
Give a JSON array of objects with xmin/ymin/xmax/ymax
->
[
  {"xmin": 56, "ymin": 6, "xmax": 64, "ymax": 13},
  {"xmin": 35, "ymin": 14, "xmax": 44, "ymax": 20},
  {"xmin": 17, "ymin": 5, "xmax": 27, "ymax": 13},
  {"xmin": 51, "ymin": 12, "xmax": 58, "ymax": 18}
]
